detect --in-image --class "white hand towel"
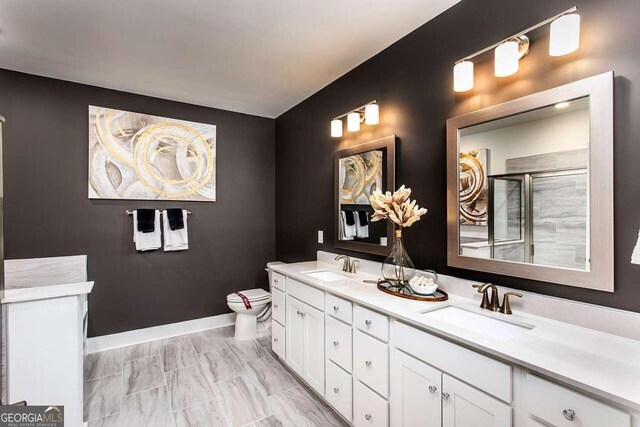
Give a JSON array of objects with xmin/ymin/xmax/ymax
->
[
  {"xmin": 355, "ymin": 211, "xmax": 369, "ymax": 239},
  {"xmin": 162, "ymin": 210, "xmax": 189, "ymax": 251},
  {"xmin": 133, "ymin": 210, "xmax": 161, "ymax": 252},
  {"xmin": 632, "ymin": 230, "xmax": 640, "ymax": 265}
]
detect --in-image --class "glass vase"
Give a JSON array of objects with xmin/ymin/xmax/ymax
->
[{"xmin": 381, "ymin": 227, "xmax": 415, "ymax": 291}]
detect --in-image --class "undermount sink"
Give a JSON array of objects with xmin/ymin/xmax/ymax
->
[
  {"xmin": 421, "ymin": 306, "xmax": 534, "ymax": 341},
  {"xmin": 302, "ymin": 270, "xmax": 349, "ymax": 282}
]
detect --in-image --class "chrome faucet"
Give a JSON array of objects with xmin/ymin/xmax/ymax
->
[{"xmin": 335, "ymin": 255, "xmax": 358, "ymax": 273}]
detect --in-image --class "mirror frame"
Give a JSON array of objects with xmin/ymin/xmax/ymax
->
[
  {"xmin": 335, "ymin": 135, "xmax": 396, "ymax": 256},
  {"xmin": 446, "ymin": 72, "xmax": 614, "ymax": 292}
]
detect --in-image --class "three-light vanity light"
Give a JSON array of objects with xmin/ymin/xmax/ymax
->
[
  {"xmin": 331, "ymin": 101, "xmax": 379, "ymax": 137},
  {"xmin": 453, "ymin": 6, "xmax": 581, "ymax": 92}
]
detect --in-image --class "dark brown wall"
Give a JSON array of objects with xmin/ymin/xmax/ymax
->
[
  {"xmin": 275, "ymin": 0, "xmax": 640, "ymax": 312},
  {"xmin": 0, "ymin": 69, "xmax": 276, "ymax": 336}
]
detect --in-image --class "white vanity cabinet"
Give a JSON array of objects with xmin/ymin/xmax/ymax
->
[
  {"xmin": 269, "ymin": 266, "xmax": 638, "ymax": 427},
  {"xmin": 285, "ymin": 293, "xmax": 325, "ymax": 395}
]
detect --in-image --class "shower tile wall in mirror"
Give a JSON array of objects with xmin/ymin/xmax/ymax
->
[{"xmin": 458, "ymin": 97, "xmax": 589, "ymax": 271}]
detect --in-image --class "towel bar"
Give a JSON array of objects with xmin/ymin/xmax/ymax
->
[{"xmin": 125, "ymin": 210, "xmax": 192, "ymax": 215}]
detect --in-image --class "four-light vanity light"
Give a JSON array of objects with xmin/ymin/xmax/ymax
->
[
  {"xmin": 331, "ymin": 101, "xmax": 379, "ymax": 137},
  {"xmin": 453, "ymin": 6, "xmax": 581, "ymax": 92}
]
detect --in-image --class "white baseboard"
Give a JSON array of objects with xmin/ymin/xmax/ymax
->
[{"xmin": 86, "ymin": 313, "xmax": 236, "ymax": 354}]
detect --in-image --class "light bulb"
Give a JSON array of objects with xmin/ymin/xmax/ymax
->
[
  {"xmin": 454, "ymin": 61, "xmax": 474, "ymax": 92},
  {"xmin": 365, "ymin": 104, "xmax": 379, "ymax": 125},
  {"xmin": 331, "ymin": 119, "xmax": 343, "ymax": 137},
  {"xmin": 550, "ymin": 14, "xmax": 580, "ymax": 56},
  {"xmin": 347, "ymin": 112, "xmax": 360, "ymax": 132},
  {"xmin": 495, "ymin": 40, "xmax": 520, "ymax": 77}
]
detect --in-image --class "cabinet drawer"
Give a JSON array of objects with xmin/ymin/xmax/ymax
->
[
  {"xmin": 525, "ymin": 374, "xmax": 630, "ymax": 427},
  {"xmin": 354, "ymin": 305, "xmax": 389, "ymax": 342},
  {"xmin": 272, "ymin": 321, "xmax": 285, "ymax": 359},
  {"xmin": 393, "ymin": 321, "xmax": 512, "ymax": 403},
  {"xmin": 354, "ymin": 330, "xmax": 389, "ymax": 398},
  {"xmin": 271, "ymin": 271, "xmax": 286, "ymax": 291},
  {"xmin": 326, "ymin": 360, "xmax": 352, "ymax": 422},
  {"xmin": 354, "ymin": 380, "xmax": 389, "ymax": 427},
  {"xmin": 326, "ymin": 315, "xmax": 353, "ymax": 372},
  {"xmin": 327, "ymin": 293, "xmax": 353, "ymax": 325},
  {"xmin": 287, "ymin": 279, "xmax": 324, "ymax": 311},
  {"xmin": 272, "ymin": 288, "xmax": 285, "ymax": 325}
]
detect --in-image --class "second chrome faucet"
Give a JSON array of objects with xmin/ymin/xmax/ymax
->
[
  {"xmin": 473, "ymin": 283, "xmax": 522, "ymax": 315},
  {"xmin": 335, "ymin": 255, "xmax": 359, "ymax": 273}
]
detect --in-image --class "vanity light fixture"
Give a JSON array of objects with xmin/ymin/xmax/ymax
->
[
  {"xmin": 330, "ymin": 100, "xmax": 378, "ymax": 137},
  {"xmin": 452, "ymin": 6, "xmax": 579, "ymax": 91}
]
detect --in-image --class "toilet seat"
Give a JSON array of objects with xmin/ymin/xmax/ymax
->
[{"xmin": 226, "ymin": 288, "xmax": 271, "ymax": 303}]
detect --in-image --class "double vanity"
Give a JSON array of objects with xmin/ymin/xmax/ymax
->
[{"xmin": 267, "ymin": 255, "xmax": 640, "ymax": 427}]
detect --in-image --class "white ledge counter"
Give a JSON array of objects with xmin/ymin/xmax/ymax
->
[{"xmin": 270, "ymin": 260, "xmax": 640, "ymax": 417}]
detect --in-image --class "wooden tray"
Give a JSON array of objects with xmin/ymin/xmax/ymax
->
[{"xmin": 377, "ymin": 280, "xmax": 448, "ymax": 302}]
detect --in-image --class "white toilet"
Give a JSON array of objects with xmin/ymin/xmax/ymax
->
[{"xmin": 226, "ymin": 288, "xmax": 272, "ymax": 340}]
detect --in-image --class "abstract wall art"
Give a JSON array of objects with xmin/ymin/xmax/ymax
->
[
  {"xmin": 89, "ymin": 106, "xmax": 216, "ymax": 201},
  {"xmin": 459, "ymin": 148, "xmax": 488, "ymax": 225},
  {"xmin": 339, "ymin": 150, "xmax": 383, "ymax": 205}
]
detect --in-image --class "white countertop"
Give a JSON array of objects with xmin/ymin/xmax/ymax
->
[
  {"xmin": 2, "ymin": 281, "xmax": 94, "ymax": 304},
  {"xmin": 271, "ymin": 261, "xmax": 640, "ymax": 411}
]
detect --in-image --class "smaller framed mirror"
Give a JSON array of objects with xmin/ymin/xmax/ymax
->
[
  {"xmin": 335, "ymin": 135, "xmax": 396, "ymax": 255},
  {"xmin": 447, "ymin": 72, "xmax": 614, "ymax": 292}
]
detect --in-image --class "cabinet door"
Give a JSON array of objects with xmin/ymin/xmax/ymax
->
[
  {"xmin": 285, "ymin": 296, "xmax": 304, "ymax": 376},
  {"xmin": 303, "ymin": 302, "xmax": 325, "ymax": 395},
  {"xmin": 390, "ymin": 349, "xmax": 442, "ymax": 427},
  {"xmin": 442, "ymin": 374, "xmax": 511, "ymax": 427}
]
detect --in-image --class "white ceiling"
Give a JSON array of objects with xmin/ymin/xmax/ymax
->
[{"xmin": 0, "ymin": 0, "xmax": 460, "ymax": 118}]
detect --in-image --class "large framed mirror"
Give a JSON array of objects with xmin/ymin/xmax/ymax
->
[
  {"xmin": 335, "ymin": 135, "xmax": 396, "ymax": 255},
  {"xmin": 447, "ymin": 72, "xmax": 614, "ymax": 291}
]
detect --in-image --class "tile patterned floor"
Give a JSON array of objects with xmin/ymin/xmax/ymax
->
[{"xmin": 84, "ymin": 323, "xmax": 347, "ymax": 426}]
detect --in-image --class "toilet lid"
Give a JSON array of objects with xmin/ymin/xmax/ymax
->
[{"xmin": 227, "ymin": 288, "xmax": 271, "ymax": 303}]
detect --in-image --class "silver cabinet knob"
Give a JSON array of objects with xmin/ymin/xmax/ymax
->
[
  {"xmin": 365, "ymin": 413, "xmax": 372, "ymax": 421},
  {"xmin": 296, "ymin": 310, "xmax": 301, "ymax": 315},
  {"xmin": 274, "ymin": 278, "xmax": 278, "ymax": 283},
  {"xmin": 442, "ymin": 392, "xmax": 450, "ymax": 401},
  {"xmin": 274, "ymin": 338, "xmax": 278, "ymax": 342},
  {"xmin": 365, "ymin": 360, "xmax": 372, "ymax": 367},
  {"xmin": 300, "ymin": 312, "xmax": 305, "ymax": 317},
  {"xmin": 428, "ymin": 385, "xmax": 437, "ymax": 394},
  {"xmin": 563, "ymin": 409, "xmax": 576, "ymax": 421},
  {"xmin": 333, "ymin": 305, "xmax": 339, "ymax": 311},
  {"xmin": 273, "ymin": 304, "xmax": 278, "ymax": 308},
  {"xmin": 333, "ymin": 387, "xmax": 339, "ymax": 393},
  {"xmin": 333, "ymin": 340, "xmax": 339, "ymax": 347},
  {"xmin": 365, "ymin": 320, "xmax": 372, "ymax": 327}
]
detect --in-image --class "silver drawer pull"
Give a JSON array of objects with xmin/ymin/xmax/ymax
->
[
  {"xmin": 442, "ymin": 392, "xmax": 450, "ymax": 401},
  {"xmin": 274, "ymin": 338, "xmax": 278, "ymax": 343},
  {"xmin": 563, "ymin": 409, "xmax": 576, "ymax": 421},
  {"xmin": 296, "ymin": 310, "xmax": 301, "ymax": 315},
  {"xmin": 333, "ymin": 340, "xmax": 339, "ymax": 347},
  {"xmin": 365, "ymin": 360, "xmax": 372, "ymax": 367},
  {"xmin": 333, "ymin": 305, "xmax": 339, "ymax": 311},
  {"xmin": 428, "ymin": 385, "xmax": 437, "ymax": 394},
  {"xmin": 274, "ymin": 279, "xmax": 278, "ymax": 283},
  {"xmin": 365, "ymin": 414, "xmax": 372, "ymax": 421},
  {"xmin": 333, "ymin": 387, "xmax": 339, "ymax": 393},
  {"xmin": 365, "ymin": 319, "xmax": 372, "ymax": 327},
  {"xmin": 300, "ymin": 312, "xmax": 305, "ymax": 317},
  {"xmin": 273, "ymin": 304, "xmax": 278, "ymax": 308}
]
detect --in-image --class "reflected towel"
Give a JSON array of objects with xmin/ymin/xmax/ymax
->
[
  {"xmin": 162, "ymin": 209, "xmax": 189, "ymax": 251},
  {"xmin": 355, "ymin": 211, "xmax": 369, "ymax": 239},
  {"xmin": 133, "ymin": 210, "xmax": 161, "ymax": 251},
  {"xmin": 340, "ymin": 211, "xmax": 356, "ymax": 240}
]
